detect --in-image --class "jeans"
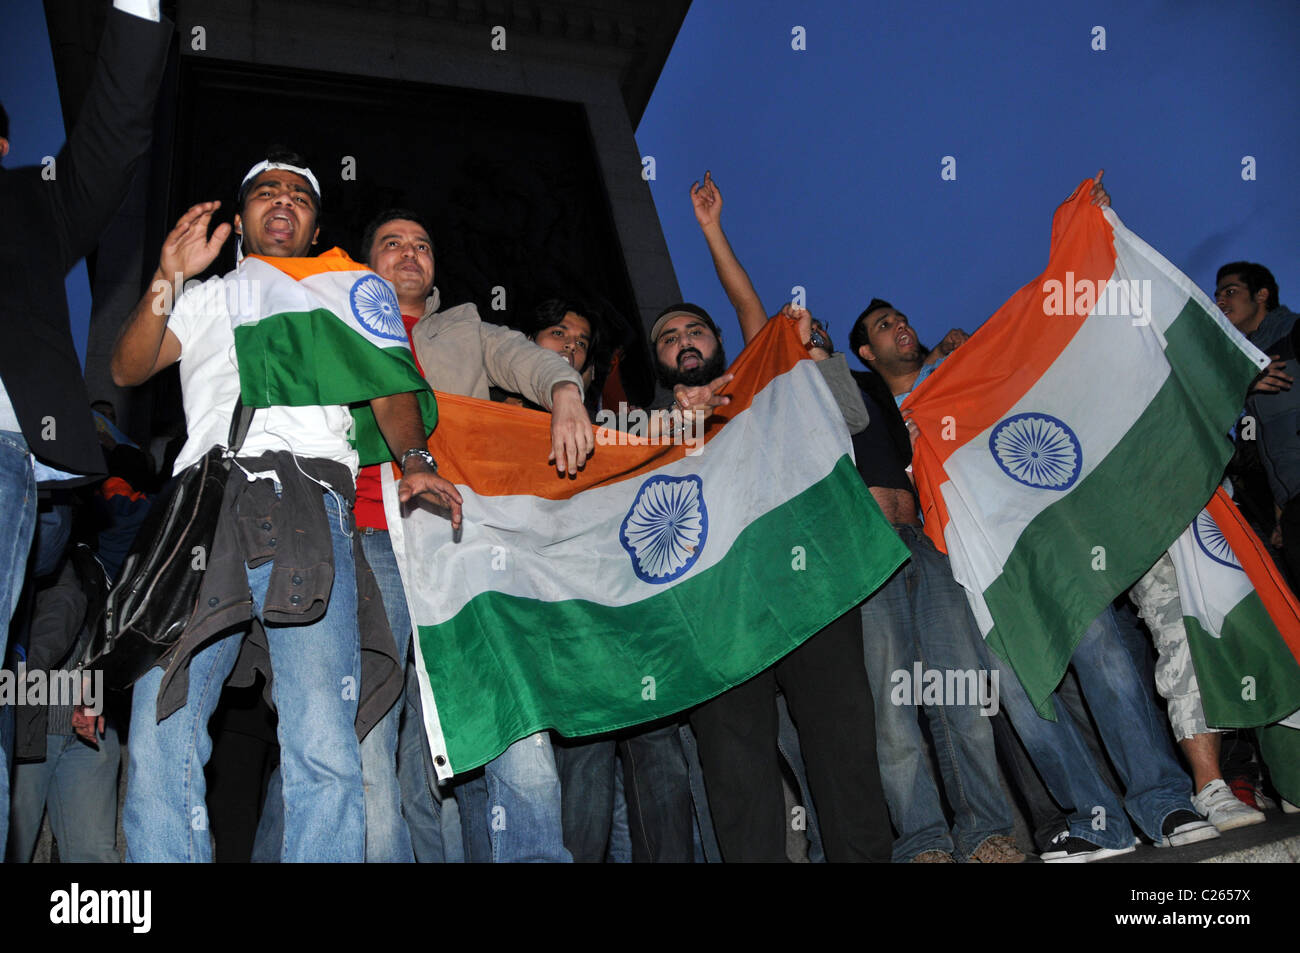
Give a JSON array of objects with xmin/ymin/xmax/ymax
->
[
  {"xmin": 254, "ymin": 532, "xmax": 451, "ymax": 863},
  {"xmin": 125, "ymin": 487, "xmax": 364, "ymax": 862},
  {"xmin": 677, "ymin": 722, "xmax": 722, "ymax": 863},
  {"xmin": 358, "ymin": 529, "xmax": 415, "ymax": 862},
  {"xmin": 8, "ymin": 727, "xmax": 121, "ymax": 862},
  {"xmin": 397, "ymin": 650, "xmax": 457, "ymax": 862},
  {"xmin": 859, "ymin": 525, "xmax": 1015, "ymax": 861},
  {"xmin": 453, "ymin": 731, "xmax": 570, "ymax": 862},
  {"xmin": 776, "ymin": 690, "xmax": 826, "ymax": 863},
  {"xmin": 607, "ymin": 751, "xmax": 632, "ymax": 863},
  {"xmin": 977, "ymin": 605, "xmax": 1194, "ymax": 849},
  {"xmin": 554, "ymin": 735, "xmax": 616, "ymax": 861},
  {"xmin": 0, "ymin": 430, "xmax": 37, "ymax": 853},
  {"xmin": 554, "ymin": 720, "xmax": 695, "ymax": 862}
]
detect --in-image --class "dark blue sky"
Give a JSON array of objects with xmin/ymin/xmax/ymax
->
[
  {"xmin": 638, "ymin": 0, "xmax": 1300, "ymax": 361},
  {"xmin": 4, "ymin": 1, "xmax": 1297, "ymax": 368}
]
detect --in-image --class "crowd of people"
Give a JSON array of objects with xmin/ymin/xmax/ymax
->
[{"xmin": 2, "ymin": 1, "xmax": 1296, "ymax": 864}]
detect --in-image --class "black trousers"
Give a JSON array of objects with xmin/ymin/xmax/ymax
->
[{"xmin": 689, "ymin": 605, "xmax": 892, "ymax": 862}]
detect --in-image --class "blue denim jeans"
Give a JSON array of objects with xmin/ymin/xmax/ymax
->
[
  {"xmin": 860, "ymin": 525, "xmax": 1015, "ymax": 861},
  {"xmin": 676, "ymin": 722, "xmax": 721, "ymax": 862},
  {"xmin": 977, "ymin": 604, "xmax": 1195, "ymax": 849},
  {"xmin": 0, "ymin": 430, "xmax": 37, "ymax": 853},
  {"xmin": 397, "ymin": 650, "xmax": 459, "ymax": 862},
  {"xmin": 776, "ymin": 690, "xmax": 826, "ymax": 863},
  {"xmin": 125, "ymin": 487, "xmax": 364, "ymax": 862},
  {"xmin": 554, "ymin": 721, "xmax": 695, "ymax": 862},
  {"xmin": 607, "ymin": 751, "xmax": 632, "ymax": 862},
  {"xmin": 553, "ymin": 735, "xmax": 616, "ymax": 861},
  {"xmin": 453, "ymin": 732, "xmax": 570, "ymax": 862},
  {"xmin": 8, "ymin": 726, "xmax": 121, "ymax": 863},
  {"xmin": 358, "ymin": 528, "xmax": 415, "ymax": 862},
  {"xmin": 253, "ymin": 546, "xmax": 461, "ymax": 864}
]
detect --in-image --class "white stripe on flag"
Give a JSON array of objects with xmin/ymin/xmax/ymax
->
[{"xmin": 398, "ymin": 358, "xmax": 850, "ymax": 625}]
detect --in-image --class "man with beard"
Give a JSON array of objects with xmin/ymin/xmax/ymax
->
[{"xmin": 657, "ymin": 171, "xmax": 891, "ymax": 862}]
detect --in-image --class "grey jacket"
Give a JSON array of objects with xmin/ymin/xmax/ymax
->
[{"xmin": 410, "ymin": 288, "xmax": 583, "ymax": 406}]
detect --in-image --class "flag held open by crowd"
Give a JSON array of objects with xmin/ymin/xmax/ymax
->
[
  {"xmin": 386, "ymin": 317, "xmax": 909, "ymax": 778},
  {"xmin": 904, "ymin": 180, "xmax": 1271, "ymax": 718}
]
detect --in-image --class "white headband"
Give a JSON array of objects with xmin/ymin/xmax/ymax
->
[{"xmin": 240, "ymin": 160, "xmax": 321, "ymax": 204}]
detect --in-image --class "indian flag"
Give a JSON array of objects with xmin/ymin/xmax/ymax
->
[
  {"xmin": 1171, "ymin": 488, "xmax": 1300, "ymax": 801},
  {"xmin": 904, "ymin": 180, "xmax": 1269, "ymax": 716},
  {"xmin": 384, "ymin": 317, "xmax": 908, "ymax": 777},
  {"xmin": 232, "ymin": 247, "xmax": 437, "ymax": 465}
]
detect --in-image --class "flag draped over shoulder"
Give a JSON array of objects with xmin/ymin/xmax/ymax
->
[
  {"xmin": 904, "ymin": 180, "xmax": 1269, "ymax": 717},
  {"xmin": 385, "ymin": 317, "xmax": 909, "ymax": 777},
  {"xmin": 233, "ymin": 248, "xmax": 437, "ymax": 465}
]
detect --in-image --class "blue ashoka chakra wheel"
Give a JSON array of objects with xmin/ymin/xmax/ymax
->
[
  {"xmin": 350, "ymin": 274, "xmax": 406, "ymax": 342},
  {"xmin": 1193, "ymin": 510, "xmax": 1242, "ymax": 571},
  {"xmin": 619, "ymin": 475, "xmax": 708, "ymax": 584},
  {"xmin": 989, "ymin": 412, "xmax": 1082, "ymax": 490}
]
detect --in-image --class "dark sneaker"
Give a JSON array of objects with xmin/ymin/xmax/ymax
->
[
  {"xmin": 1156, "ymin": 809, "xmax": 1220, "ymax": 848},
  {"xmin": 1040, "ymin": 830, "xmax": 1136, "ymax": 864}
]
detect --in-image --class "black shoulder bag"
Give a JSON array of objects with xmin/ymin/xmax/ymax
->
[{"xmin": 82, "ymin": 399, "xmax": 255, "ymax": 690}]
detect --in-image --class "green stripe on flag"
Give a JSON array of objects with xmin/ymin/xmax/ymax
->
[
  {"xmin": 1184, "ymin": 604, "xmax": 1300, "ymax": 728},
  {"xmin": 234, "ymin": 308, "xmax": 436, "ymax": 466},
  {"xmin": 1258, "ymin": 724, "xmax": 1300, "ymax": 806},
  {"xmin": 419, "ymin": 455, "xmax": 909, "ymax": 773},
  {"xmin": 984, "ymin": 296, "xmax": 1261, "ymax": 716}
]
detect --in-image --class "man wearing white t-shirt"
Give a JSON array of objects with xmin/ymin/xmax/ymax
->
[{"xmin": 110, "ymin": 151, "xmax": 463, "ymax": 862}]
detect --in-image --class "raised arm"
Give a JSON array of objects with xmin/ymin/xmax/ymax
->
[
  {"xmin": 692, "ymin": 171, "xmax": 768, "ymax": 345},
  {"xmin": 111, "ymin": 201, "xmax": 230, "ymax": 386},
  {"xmin": 49, "ymin": 3, "xmax": 171, "ymax": 272}
]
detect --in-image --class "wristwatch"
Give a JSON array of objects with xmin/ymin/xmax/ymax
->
[
  {"xmin": 400, "ymin": 448, "xmax": 437, "ymax": 474},
  {"xmin": 806, "ymin": 326, "xmax": 833, "ymax": 354}
]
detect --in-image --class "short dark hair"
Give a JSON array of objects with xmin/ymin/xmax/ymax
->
[
  {"xmin": 849, "ymin": 298, "xmax": 894, "ymax": 366},
  {"xmin": 361, "ymin": 208, "xmax": 435, "ymax": 266},
  {"xmin": 1217, "ymin": 261, "xmax": 1279, "ymax": 313},
  {"xmin": 237, "ymin": 147, "xmax": 320, "ymax": 215},
  {"xmin": 527, "ymin": 299, "xmax": 602, "ymax": 372},
  {"xmin": 0, "ymin": 101, "xmax": 9, "ymax": 141}
]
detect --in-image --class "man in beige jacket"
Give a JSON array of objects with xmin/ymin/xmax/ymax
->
[{"xmin": 353, "ymin": 207, "xmax": 593, "ymax": 862}]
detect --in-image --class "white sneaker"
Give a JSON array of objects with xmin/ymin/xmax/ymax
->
[
  {"xmin": 1283, "ymin": 800, "xmax": 1299, "ymax": 815},
  {"xmin": 1194, "ymin": 779, "xmax": 1267, "ymax": 832}
]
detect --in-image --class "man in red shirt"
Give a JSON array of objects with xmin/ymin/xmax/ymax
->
[{"xmin": 354, "ymin": 208, "xmax": 593, "ymax": 861}]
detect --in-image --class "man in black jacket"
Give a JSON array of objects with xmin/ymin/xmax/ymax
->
[{"xmin": 0, "ymin": 0, "xmax": 170, "ymax": 854}]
